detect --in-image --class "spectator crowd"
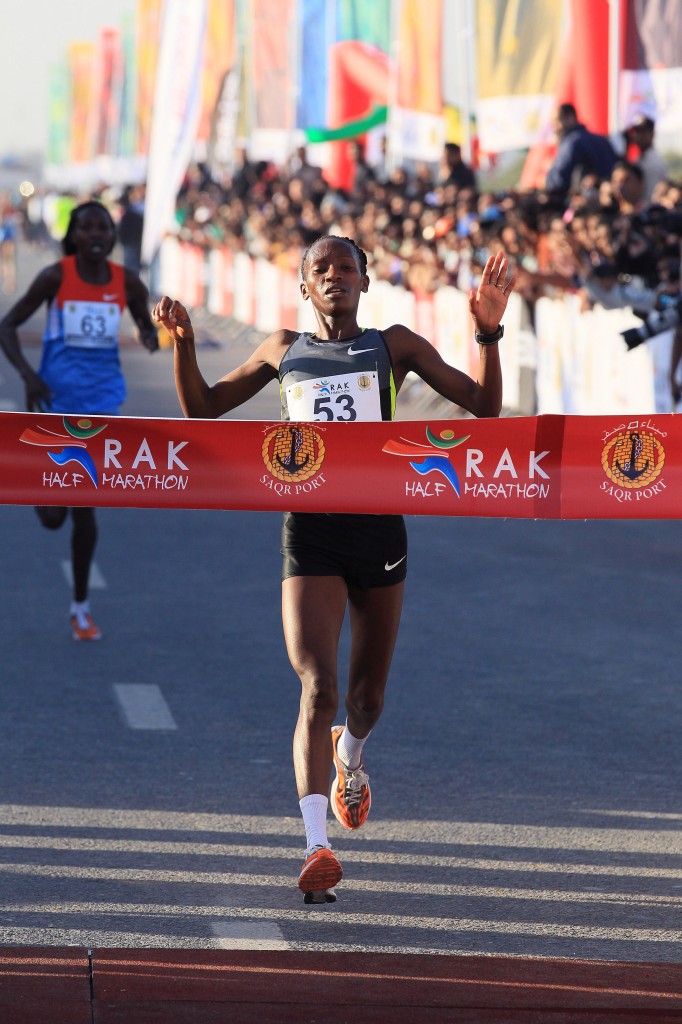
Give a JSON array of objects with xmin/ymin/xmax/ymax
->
[
  {"xmin": 167, "ymin": 107, "xmax": 682, "ymax": 335},
  {"xmin": 6, "ymin": 105, "xmax": 682, "ymax": 337}
]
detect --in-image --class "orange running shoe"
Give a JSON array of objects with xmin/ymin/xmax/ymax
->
[
  {"xmin": 330, "ymin": 725, "xmax": 371, "ymax": 830},
  {"xmin": 298, "ymin": 845, "xmax": 342, "ymax": 904},
  {"xmin": 70, "ymin": 614, "xmax": 102, "ymax": 641}
]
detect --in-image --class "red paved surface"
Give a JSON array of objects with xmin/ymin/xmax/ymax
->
[{"xmin": 0, "ymin": 948, "xmax": 681, "ymax": 1023}]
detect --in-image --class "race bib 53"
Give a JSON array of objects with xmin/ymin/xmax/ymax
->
[{"xmin": 285, "ymin": 371, "xmax": 382, "ymax": 421}]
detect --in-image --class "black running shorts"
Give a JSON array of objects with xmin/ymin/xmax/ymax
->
[{"xmin": 281, "ymin": 512, "xmax": 408, "ymax": 589}]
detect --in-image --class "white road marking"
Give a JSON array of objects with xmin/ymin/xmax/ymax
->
[
  {"xmin": 113, "ymin": 684, "xmax": 177, "ymax": 731},
  {"xmin": 211, "ymin": 921, "xmax": 290, "ymax": 950},
  {"xmin": 61, "ymin": 560, "xmax": 107, "ymax": 588}
]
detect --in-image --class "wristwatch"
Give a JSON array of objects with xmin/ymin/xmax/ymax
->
[{"xmin": 475, "ymin": 324, "xmax": 504, "ymax": 345}]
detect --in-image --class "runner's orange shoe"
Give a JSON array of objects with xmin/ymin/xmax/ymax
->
[
  {"xmin": 70, "ymin": 614, "xmax": 102, "ymax": 641},
  {"xmin": 298, "ymin": 845, "xmax": 342, "ymax": 904},
  {"xmin": 330, "ymin": 725, "xmax": 371, "ymax": 830}
]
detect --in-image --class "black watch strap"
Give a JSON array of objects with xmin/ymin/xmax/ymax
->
[{"xmin": 475, "ymin": 324, "xmax": 504, "ymax": 345}]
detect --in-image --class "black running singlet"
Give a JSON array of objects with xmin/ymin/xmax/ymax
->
[{"xmin": 278, "ymin": 328, "xmax": 396, "ymax": 422}]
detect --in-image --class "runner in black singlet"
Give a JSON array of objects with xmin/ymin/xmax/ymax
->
[{"xmin": 153, "ymin": 235, "xmax": 516, "ymax": 903}]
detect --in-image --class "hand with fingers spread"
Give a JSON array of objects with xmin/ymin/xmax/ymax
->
[
  {"xmin": 468, "ymin": 251, "xmax": 517, "ymax": 335},
  {"xmin": 152, "ymin": 297, "xmax": 195, "ymax": 345}
]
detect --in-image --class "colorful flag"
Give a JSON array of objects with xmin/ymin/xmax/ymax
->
[
  {"xmin": 197, "ymin": 0, "xmax": 237, "ymax": 146},
  {"xmin": 252, "ymin": 0, "xmax": 296, "ymax": 130},
  {"xmin": 397, "ymin": 0, "xmax": 442, "ymax": 113},
  {"xmin": 392, "ymin": 0, "xmax": 444, "ymax": 162},
  {"xmin": 118, "ymin": 12, "xmax": 137, "ymax": 158},
  {"xmin": 47, "ymin": 62, "xmax": 70, "ymax": 167},
  {"xmin": 136, "ymin": 0, "xmax": 165, "ymax": 156},
  {"xmin": 475, "ymin": 0, "xmax": 564, "ymax": 152},
  {"xmin": 621, "ymin": 0, "xmax": 682, "ymax": 134},
  {"xmin": 297, "ymin": 0, "xmax": 331, "ymax": 129},
  {"xmin": 93, "ymin": 27, "xmax": 123, "ymax": 157},
  {"xmin": 68, "ymin": 42, "xmax": 96, "ymax": 163}
]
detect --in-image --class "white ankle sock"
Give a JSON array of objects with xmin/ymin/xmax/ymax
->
[
  {"xmin": 299, "ymin": 794, "xmax": 329, "ymax": 852},
  {"xmin": 70, "ymin": 600, "xmax": 91, "ymax": 628},
  {"xmin": 337, "ymin": 721, "xmax": 369, "ymax": 770}
]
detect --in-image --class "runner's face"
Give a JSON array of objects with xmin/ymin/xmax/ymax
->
[
  {"xmin": 72, "ymin": 209, "xmax": 115, "ymax": 260},
  {"xmin": 301, "ymin": 239, "xmax": 367, "ymax": 313}
]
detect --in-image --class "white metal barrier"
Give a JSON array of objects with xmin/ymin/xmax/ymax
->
[{"xmin": 160, "ymin": 239, "xmax": 660, "ymax": 416}]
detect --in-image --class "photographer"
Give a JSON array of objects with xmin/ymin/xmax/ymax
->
[{"xmin": 620, "ymin": 252, "xmax": 681, "ymax": 351}]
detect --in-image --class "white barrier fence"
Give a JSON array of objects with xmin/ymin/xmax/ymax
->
[{"xmin": 159, "ymin": 237, "xmax": 669, "ymax": 416}]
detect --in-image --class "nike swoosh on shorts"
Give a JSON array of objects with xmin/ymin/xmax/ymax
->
[
  {"xmin": 103, "ymin": 293, "xmax": 118, "ymax": 300},
  {"xmin": 385, "ymin": 556, "xmax": 406, "ymax": 571},
  {"xmin": 347, "ymin": 345, "xmax": 377, "ymax": 355}
]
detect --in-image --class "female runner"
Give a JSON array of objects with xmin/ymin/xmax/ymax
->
[
  {"xmin": 0, "ymin": 200, "xmax": 158, "ymax": 640},
  {"xmin": 153, "ymin": 236, "xmax": 515, "ymax": 902}
]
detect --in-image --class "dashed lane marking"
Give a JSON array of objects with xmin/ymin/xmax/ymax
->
[
  {"xmin": 210, "ymin": 920, "xmax": 291, "ymax": 950},
  {"xmin": 113, "ymin": 684, "xmax": 177, "ymax": 731},
  {"xmin": 61, "ymin": 560, "xmax": 107, "ymax": 588}
]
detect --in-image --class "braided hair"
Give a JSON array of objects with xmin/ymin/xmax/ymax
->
[
  {"xmin": 62, "ymin": 200, "xmax": 117, "ymax": 257},
  {"xmin": 300, "ymin": 235, "xmax": 368, "ymax": 280}
]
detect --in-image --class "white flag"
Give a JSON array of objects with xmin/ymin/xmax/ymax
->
[{"xmin": 141, "ymin": 0, "xmax": 207, "ymax": 267}]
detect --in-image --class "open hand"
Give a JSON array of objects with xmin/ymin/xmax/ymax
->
[
  {"xmin": 151, "ymin": 297, "xmax": 195, "ymax": 344},
  {"xmin": 468, "ymin": 252, "xmax": 516, "ymax": 334}
]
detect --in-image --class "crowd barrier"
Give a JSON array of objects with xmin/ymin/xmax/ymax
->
[
  {"xmin": 2, "ymin": 410, "xmax": 678, "ymax": 519},
  {"xmin": 158, "ymin": 238, "xmax": 664, "ymax": 418}
]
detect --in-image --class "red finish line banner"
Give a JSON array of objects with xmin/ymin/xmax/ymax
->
[{"xmin": 0, "ymin": 411, "xmax": 678, "ymax": 519}]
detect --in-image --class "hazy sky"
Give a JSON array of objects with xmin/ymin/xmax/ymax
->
[{"xmin": 1, "ymin": 0, "xmax": 136, "ymax": 158}]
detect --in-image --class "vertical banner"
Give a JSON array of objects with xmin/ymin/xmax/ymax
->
[
  {"xmin": 136, "ymin": 0, "xmax": 165, "ymax": 157},
  {"xmin": 94, "ymin": 27, "xmax": 123, "ymax": 157},
  {"xmin": 197, "ymin": 0, "xmax": 237, "ymax": 149},
  {"xmin": 207, "ymin": 50, "xmax": 242, "ymax": 178},
  {"xmin": 68, "ymin": 42, "xmax": 96, "ymax": 163},
  {"xmin": 251, "ymin": 0, "xmax": 296, "ymax": 160},
  {"xmin": 393, "ymin": 0, "xmax": 444, "ymax": 162},
  {"xmin": 441, "ymin": 0, "xmax": 477, "ymax": 157},
  {"xmin": 621, "ymin": 0, "xmax": 682, "ymax": 134},
  {"xmin": 141, "ymin": 0, "xmax": 207, "ymax": 268},
  {"xmin": 47, "ymin": 62, "xmax": 70, "ymax": 167},
  {"xmin": 297, "ymin": 0, "xmax": 330, "ymax": 130},
  {"xmin": 475, "ymin": 0, "xmax": 564, "ymax": 152},
  {"xmin": 118, "ymin": 12, "xmax": 137, "ymax": 158}
]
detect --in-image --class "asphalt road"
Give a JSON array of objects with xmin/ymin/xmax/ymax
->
[{"xmin": 0, "ymin": 242, "xmax": 680, "ymax": 960}]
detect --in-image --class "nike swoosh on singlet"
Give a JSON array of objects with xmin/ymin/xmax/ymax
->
[
  {"xmin": 385, "ymin": 556, "xmax": 406, "ymax": 571},
  {"xmin": 347, "ymin": 343, "xmax": 378, "ymax": 355},
  {"xmin": 103, "ymin": 293, "xmax": 119, "ymax": 300}
]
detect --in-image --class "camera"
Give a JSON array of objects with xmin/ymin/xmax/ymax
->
[{"xmin": 621, "ymin": 293, "xmax": 682, "ymax": 350}]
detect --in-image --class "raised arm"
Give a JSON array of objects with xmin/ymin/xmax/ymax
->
[
  {"xmin": 152, "ymin": 296, "xmax": 286, "ymax": 418},
  {"xmin": 387, "ymin": 251, "xmax": 516, "ymax": 418}
]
